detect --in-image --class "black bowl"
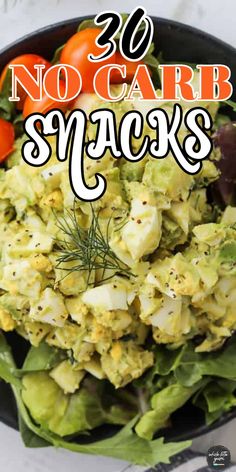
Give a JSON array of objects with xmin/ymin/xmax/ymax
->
[{"xmin": 0, "ymin": 16, "xmax": 236, "ymax": 442}]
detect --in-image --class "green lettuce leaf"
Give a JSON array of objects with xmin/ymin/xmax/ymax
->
[
  {"xmin": 135, "ymin": 345, "xmax": 183, "ymax": 393},
  {"xmin": 149, "ymin": 346, "xmax": 183, "ymax": 377},
  {"xmin": 0, "ymin": 331, "xmax": 21, "ymax": 387},
  {"xmin": 0, "ymin": 333, "xmax": 190, "ymax": 465},
  {"xmin": 135, "ymin": 380, "xmax": 207, "ymax": 440},
  {"xmin": 194, "ymin": 340, "xmax": 236, "ymax": 381},
  {"xmin": 17, "ymin": 373, "xmax": 191, "ymax": 465},
  {"xmin": 0, "ymin": 70, "xmax": 15, "ymax": 121},
  {"xmin": 193, "ymin": 380, "xmax": 236, "ymax": 425},
  {"xmin": 0, "ymin": 70, "xmax": 24, "ymax": 136},
  {"xmin": 51, "ymin": 45, "xmax": 64, "ymax": 65},
  {"xmin": 150, "ymin": 339, "xmax": 236, "ymax": 387},
  {"xmin": 18, "ymin": 415, "xmax": 50, "ymax": 448},
  {"xmin": 21, "ymin": 372, "xmax": 136, "ymax": 436},
  {"xmin": 204, "ymin": 383, "xmax": 236, "ymax": 413},
  {"xmin": 19, "ymin": 399, "xmax": 190, "ymax": 466},
  {"xmin": 56, "ymin": 417, "xmax": 191, "ymax": 466},
  {"xmin": 17, "ymin": 376, "xmax": 191, "ymax": 464},
  {"xmin": 139, "ymin": 338, "xmax": 236, "ymax": 434},
  {"xmin": 225, "ymin": 99, "xmax": 236, "ymax": 112},
  {"xmin": 22, "ymin": 342, "xmax": 66, "ymax": 372},
  {"xmin": 22, "ymin": 371, "xmax": 107, "ymax": 436}
]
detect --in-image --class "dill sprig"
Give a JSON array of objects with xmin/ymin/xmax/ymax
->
[{"xmin": 54, "ymin": 204, "xmax": 134, "ymax": 287}]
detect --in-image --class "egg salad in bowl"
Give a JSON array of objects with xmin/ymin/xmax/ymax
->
[{"xmin": 0, "ymin": 26, "xmax": 236, "ymax": 464}]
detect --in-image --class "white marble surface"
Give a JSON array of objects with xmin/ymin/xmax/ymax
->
[
  {"xmin": 0, "ymin": 0, "xmax": 236, "ymax": 471},
  {"xmin": 0, "ymin": 0, "xmax": 236, "ymax": 49}
]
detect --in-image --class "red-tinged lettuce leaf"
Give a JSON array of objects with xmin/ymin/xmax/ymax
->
[{"xmin": 213, "ymin": 122, "xmax": 236, "ymax": 205}]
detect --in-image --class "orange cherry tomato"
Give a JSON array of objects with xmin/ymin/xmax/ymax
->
[
  {"xmin": 0, "ymin": 54, "xmax": 51, "ymax": 110},
  {"xmin": 60, "ymin": 28, "xmax": 116, "ymax": 93},
  {"xmin": 23, "ymin": 80, "xmax": 69, "ymax": 118},
  {"xmin": 110, "ymin": 52, "xmax": 143, "ymax": 84},
  {"xmin": 0, "ymin": 118, "xmax": 15, "ymax": 163}
]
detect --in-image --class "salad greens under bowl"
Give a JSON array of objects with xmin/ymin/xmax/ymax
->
[{"xmin": 0, "ymin": 16, "xmax": 236, "ymax": 467}]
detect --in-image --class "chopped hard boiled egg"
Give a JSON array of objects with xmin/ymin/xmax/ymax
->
[
  {"xmin": 29, "ymin": 288, "xmax": 68, "ymax": 327},
  {"xmin": 82, "ymin": 283, "xmax": 128, "ymax": 311},
  {"xmin": 121, "ymin": 198, "xmax": 162, "ymax": 261}
]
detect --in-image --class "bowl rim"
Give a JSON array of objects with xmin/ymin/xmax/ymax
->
[
  {"xmin": 0, "ymin": 15, "xmax": 235, "ymax": 59},
  {"xmin": 0, "ymin": 13, "xmax": 236, "ymax": 443}
]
